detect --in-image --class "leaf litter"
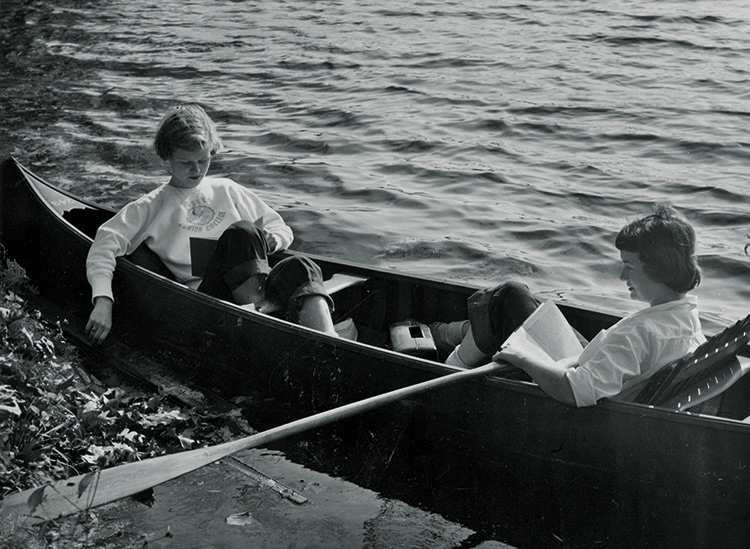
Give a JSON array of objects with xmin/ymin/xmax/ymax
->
[{"xmin": 0, "ymin": 252, "xmax": 258, "ymax": 547}]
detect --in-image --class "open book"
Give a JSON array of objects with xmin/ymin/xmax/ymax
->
[
  {"xmin": 189, "ymin": 237, "xmax": 218, "ymax": 277},
  {"xmin": 501, "ymin": 299, "xmax": 583, "ymax": 362}
]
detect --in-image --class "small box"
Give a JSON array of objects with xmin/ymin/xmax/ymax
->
[{"xmin": 390, "ymin": 321, "xmax": 437, "ymax": 360}]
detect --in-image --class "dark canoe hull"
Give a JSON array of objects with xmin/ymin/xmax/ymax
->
[{"xmin": 2, "ymin": 157, "xmax": 748, "ymax": 546}]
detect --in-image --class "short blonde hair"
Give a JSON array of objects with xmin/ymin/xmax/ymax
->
[{"xmin": 153, "ymin": 104, "xmax": 223, "ymax": 160}]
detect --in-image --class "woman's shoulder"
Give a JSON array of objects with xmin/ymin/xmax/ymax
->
[
  {"xmin": 130, "ymin": 182, "xmax": 173, "ymax": 202},
  {"xmin": 113, "ymin": 184, "xmax": 176, "ymax": 220},
  {"xmin": 618, "ymin": 297, "xmax": 701, "ymax": 336},
  {"xmin": 629, "ymin": 296, "xmax": 698, "ymax": 319},
  {"xmin": 646, "ymin": 296, "xmax": 699, "ymax": 321},
  {"xmin": 200, "ymin": 177, "xmax": 244, "ymax": 195}
]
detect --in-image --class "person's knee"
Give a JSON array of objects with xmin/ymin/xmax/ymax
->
[
  {"xmin": 268, "ymin": 256, "xmax": 322, "ymax": 294},
  {"xmin": 222, "ymin": 221, "xmax": 266, "ymax": 247},
  {"xmin": 267, "ymin": 256, "xmax": 329, "ymax": 310},
  {"xmin": 468, "ymin": 280, "xmax": 538, "ymax": 355},
  {"xmin": 487, "ymin": 281, "xmax": 536, "ymax": 309},
  {"xmin": 493, "ymin": 280, "xmax": 530, "ymax": 297}
]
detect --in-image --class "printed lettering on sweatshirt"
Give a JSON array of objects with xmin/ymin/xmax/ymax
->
[{"xmin": 178, "ymin": 195, "xmax": 227, "ymax": 233}]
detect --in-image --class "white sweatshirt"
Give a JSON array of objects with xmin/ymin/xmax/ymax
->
[{"xmin": 86, "ymin": 177, "xmax": 294, "ymax": 301}]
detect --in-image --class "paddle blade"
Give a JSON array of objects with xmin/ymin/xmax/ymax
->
[{"xmin": 1, "ymin": 436, "xmax": 255, "ymax": 524}]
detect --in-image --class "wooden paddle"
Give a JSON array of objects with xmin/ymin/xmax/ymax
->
[{"xmin": 1, "ymin": 362, "xmax": 505, "ymax": 525}]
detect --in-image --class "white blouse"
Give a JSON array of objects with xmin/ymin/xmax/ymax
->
[{"xmin": 565, "ymin": 296, "xmax": 705, "ymax": 407}]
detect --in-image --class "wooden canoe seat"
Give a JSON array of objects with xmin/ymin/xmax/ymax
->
[
  {"xmin": 324, "ymin": 272, "xmax": 386, "ymax": 345},
  {"xmin": 323, "ymin": 272, "xmax": 370, "ymax": 295},
  {"xmin": 632, "ymin": 315, "xmax": 750, "ymax": 411}
]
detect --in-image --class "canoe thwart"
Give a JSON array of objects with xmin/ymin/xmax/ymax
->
[{"xmin": 323, "ymin": 272, "xmax": 370, "ymax": 295}]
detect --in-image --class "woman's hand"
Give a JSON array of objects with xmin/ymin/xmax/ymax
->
[
  {"xmin": 494, "ymin": 344, "xmax": 538, "ymax": 371},
  {"xmin": 86, "ymin": 296, "xmax": 113, "ymax": 344},
  {"xmin": 494, "ymin": 345, "xmax": 579, "ymax": 406},
  {"xmin": 264, "ymin": 231, "xmax": 280, "ymax": 253}
]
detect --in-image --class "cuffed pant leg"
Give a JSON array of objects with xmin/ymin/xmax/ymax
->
[
  {"xmin": 198, "ymin": 221, "xmax": 270, "ymax": 302},
  {"xmin": 266, "ymin": 256, "xmax": 333, "ymax": 322}
]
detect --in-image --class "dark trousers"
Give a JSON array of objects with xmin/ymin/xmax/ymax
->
[
  {"xmin": 467, "ymin": 281, "xmax": 587, "ymax": 355},
  {"xmin": 467, "ymin": 281, "xmax": 542, "ymax": 355},
  {"xmin": 197, "ymin": 221, "xmax": 331, "ymax": 320},
  {"xmin": 198, "ymin": 221, "xmax": 270, "ymax": 302}
]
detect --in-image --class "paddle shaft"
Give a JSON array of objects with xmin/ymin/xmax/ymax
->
[{"xmin": 1, "ymin": 362, "xmax": 504, "ymax": 524}]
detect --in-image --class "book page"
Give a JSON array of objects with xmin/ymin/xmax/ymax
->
[
  {"xmin": 503, "ymin": 300, "xmax": 583, "ymax": 362},
  {"xmin": 189, "ymin": 237, "xmax": 218, "ymax": 277}
]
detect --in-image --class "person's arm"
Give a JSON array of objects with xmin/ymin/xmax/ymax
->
[
  {"xmin": 233, "ymin": 185, "xmax": 294, "ymax": 253},
  {"xmin": 85, "ymin": 231, "xmax": 120, "ymax": 344},
  {"xmin": 495, "ymin": 346, "xmax": 579, "ymax": 406},
  {"xmin": 259, "ymin": 209, "xmax": 292, "ymax": 253},
  {"xmin": 86, "ymin": 296, "xmax": 113, "ymax": 344},
  {"xmin": 85, "ymin": 201, "xmax": 150, "ymax": 343}
]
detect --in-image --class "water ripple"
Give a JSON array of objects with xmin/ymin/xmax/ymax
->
[{"xmin": 1, "ymin": 0, "xmax": 748, "ymax": 324}]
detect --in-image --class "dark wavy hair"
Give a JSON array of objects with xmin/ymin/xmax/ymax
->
[
  {"xmin": 153, "ymin": 103, "xmax": 223, "ymax": 160},
  {"xmin": 615, "ymin": 205, "xmax": 701, "ymax": 293}
]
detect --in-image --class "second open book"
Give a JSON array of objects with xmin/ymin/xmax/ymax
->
[{"xmin": 501, "ymin": 299, "xmax": 584, "ymax": 362}]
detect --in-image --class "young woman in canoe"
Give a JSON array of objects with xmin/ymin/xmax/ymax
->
[
  {"xmin": 85, "ymin": 103, "xmax": 338, "ymax": 343},
  {"xmin": 430, "ymin": 206, "xmax": 706, "ymax": 407}
]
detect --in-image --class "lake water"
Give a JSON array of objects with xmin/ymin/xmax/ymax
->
[
  {"xmin": 1, "ymin": 0, "xmax": 749, "ymax": 545},
  {"xmin": 1, "ymin": 0, "xmax": 749, "ymax": 331}
]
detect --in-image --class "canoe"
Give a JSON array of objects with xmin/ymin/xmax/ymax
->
[{"xmin": 1, "ymin": 156, "xmax": 748, "ymax": 546}]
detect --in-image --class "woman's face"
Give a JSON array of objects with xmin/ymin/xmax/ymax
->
[
  {"xmin": 167, "ymin": 146, "xmax": 211, "ymax": 189},
  {"xmin": 619, "ymin": 250, "xmax": 677, "ymax": 306}
]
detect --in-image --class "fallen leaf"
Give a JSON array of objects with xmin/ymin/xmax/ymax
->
[
  {"xmin": 27, "ymin": 485, "xmax": 46, "ymax": 514},
  {"xmin": 77, "ymin": 471, "xmax": 97, "ymax": 499}
]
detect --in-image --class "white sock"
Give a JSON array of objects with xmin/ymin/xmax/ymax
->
[
  {"xmin": 334, "ymin": 318, "xmax": 358, "ymax": 340},
  {"xmin": 430, "ymin": 321, "xmax": 470, "ymax": 349},
  {"xmin": 445, "ymin": 345, "xmax": 473, "ymax": 368}
]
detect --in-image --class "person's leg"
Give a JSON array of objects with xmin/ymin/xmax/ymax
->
[
  {"xmin": 447, "ymin": 281, "xmax": 541, "ymax": 368},
  {"xmin": 231, "ymin": 274, "xmax": 266, "ymax": 306},
  {"xmin": 127, "ymin": 243, "xmax": 176, "ymax": 280},
  {"xmin": 197, "ymin": 221, "xmax": 270, "ymax": 304},
  {"xmin": 265, "ymin": 256, "xmax": 337, "ymax": 335},
  {"xmin": 430, "ymin": 320, "xmax": 471, "ymax": 358},
  {"xmin": 298, "ymin": 296, "xmax": 337, "ymax": 335},
  {"xmin": 445, "ymin": 326, "xmax": 488, "ymax": 368}
]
